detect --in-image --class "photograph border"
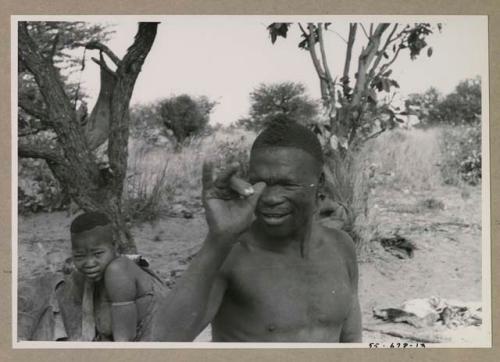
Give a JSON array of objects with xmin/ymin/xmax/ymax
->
[
  {"xmin": 9, "ymin": 13, "xmax": 492, "ymax": 350},
  {"xmin": 1, "ymin": 1, "xmax": 499, "ymax": 362}
]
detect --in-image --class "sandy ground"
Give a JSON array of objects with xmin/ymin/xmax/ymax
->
[{"xmin": 17, "ymin": 182, "xmax": 483, "ymax": 344}]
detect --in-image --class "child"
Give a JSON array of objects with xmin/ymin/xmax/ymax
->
[
  {"xmin": 71, "ymin": 211, "xmax": 170, "ymax": 341},
  {"xmin": 27, "ymin": 211, "xmax": 168, "ymax": 341}
]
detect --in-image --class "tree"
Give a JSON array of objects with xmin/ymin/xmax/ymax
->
[
  {"xmin": 406, "ymin": 77, "xmax": 481, "ymax": 126},
  {"xmin": 268, "ymin": 22, "xmax": 437, "ymax": 231},
  {"xmin": 18, "ymin": 21, "xmax": 158, "ymax": 253},
  {"xmin": 159, "ymin": 94, "xmax": 216, "ymax": 145},
  {"xmin": 406, "ymin": 87, "xmax": 442, "ymax": 125},
  {"xmin": 238, "ymin": 82, "xmax": 319, "ymax": 131},
  {"xmin": 436, "ymin": 77, "xmax": 481, "ymax": 125}
]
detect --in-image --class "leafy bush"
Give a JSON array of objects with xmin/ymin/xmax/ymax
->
[
  {"xmin": 18, "ymin": 159, "xmax": 68, "ymax": 214},
  {"xmin": 160, "ymin": 95, "xmax": 217, "ymax": 145},
  {"xmin": 439, "ymin": 123, "xmax": 481, "ymax": 186}
]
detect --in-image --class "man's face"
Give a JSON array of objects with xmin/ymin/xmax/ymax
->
[
  {"xmin": 249, "ymin": 146, "xmax": 321, "ymax": 239},
  {"xmin": 71, "ymin": 225, "xmax": 116, "ymax": 281}
]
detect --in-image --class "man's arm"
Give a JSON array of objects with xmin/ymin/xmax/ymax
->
[
  {"xmin": 339, "ymin": 293, "xmax": 362, "ymax": 342},
  {"xmin": 151, "ymin": 237, "xmax": 230, "ymax": 341},
  {"xmin": 152, "ymin": 162, "xmax": 266, "ymax": 341},
  {"xmin": 337, "ymin": 230, "xmax": 362, "ymax": 343}
]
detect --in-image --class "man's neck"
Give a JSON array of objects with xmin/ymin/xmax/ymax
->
[{"xmin": 252, "ymin": 219, "xmax": 315, "ymax": 258}]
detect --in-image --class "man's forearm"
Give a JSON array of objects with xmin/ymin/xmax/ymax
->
[{"xmin": 152, "ymin": 234, "xmax": 232, "ymax": 341}]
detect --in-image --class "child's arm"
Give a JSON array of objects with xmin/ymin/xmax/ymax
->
[{"xmin": 104, "ymin": 258, "xmax": 138, "ymax": 341}]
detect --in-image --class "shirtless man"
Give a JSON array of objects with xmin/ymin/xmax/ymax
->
[{"xmin": 155, "ymin": 117, "xmax": 361, "ymax": 342}]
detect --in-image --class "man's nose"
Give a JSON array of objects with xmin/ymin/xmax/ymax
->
[{"xmin": 259, "ymin": 185, "xmax": 285, "ymax": 206}]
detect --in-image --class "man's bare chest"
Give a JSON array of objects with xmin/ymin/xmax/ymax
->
[{"xmin": 225, "ymin": 252, "xmax": 353, "ymax": 327}]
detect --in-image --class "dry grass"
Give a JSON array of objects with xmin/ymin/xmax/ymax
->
[
  {"xmin": 352, "ymin": 127, "xmax": 447, "ymax": 252},
  {"xmin": 357, "ymin": 128, "xmax": 443, "ymax": 190},
  {"xmin": 124, "ymin": 128, "xmax": 256, "ymax": 221}
]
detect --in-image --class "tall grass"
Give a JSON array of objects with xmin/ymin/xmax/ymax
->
[
  {"xmin": 356, "ymin": 128, "xmax": 443, "ymax": 190},
  {"xmin": 124, "ymin": 128, "xmax": 256, "ymax": 221},
  {"xmin": 351, "ymin": 128, "xmax": 445, "ymax": 251}
]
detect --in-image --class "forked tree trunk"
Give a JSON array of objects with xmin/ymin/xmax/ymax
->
[{"xmin": 18, "ymin": 22, "xmax": 158, "ymax": 254}]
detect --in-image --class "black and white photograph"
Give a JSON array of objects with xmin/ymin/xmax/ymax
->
[{"xmin": 12, "ymin": 15, "xmax": 490, "ymax": 347}]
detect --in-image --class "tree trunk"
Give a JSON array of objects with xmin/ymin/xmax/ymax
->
[{"xmin": 18, "ymin": 22, "xmax": 158, "ymax": 254}]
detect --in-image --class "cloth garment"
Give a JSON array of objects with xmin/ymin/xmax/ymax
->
[
  {"xmin": 19, "ymin": 255, "xmax": 168, "ymax": 341},
  {"xmin": 81, "ymin": 279, "xmax": 96, "ymax": 341}
]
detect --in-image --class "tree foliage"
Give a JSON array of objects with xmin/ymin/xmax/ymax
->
[
  {"xmin": 238, "ymin": 82, "xmax": 319, "ymax": 131},
  {"xmin": 159, "ymin": 94, "xmax": 216, "ymax": 144},
  {"xmin": 18, "ymin": 22, "xmax": 114, "ymax": 135},
  {"xmin": 407, "ymin": 77, "xmax": 481, "ymax": 125},
  {"xmin": 267, "ymin": 22, "xmax": 437, "ymax": 150}
]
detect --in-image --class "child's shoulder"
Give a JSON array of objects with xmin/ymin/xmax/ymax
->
[{"xmin": 105, "ymin": 256, "xmax": 138, "ymax": 277}]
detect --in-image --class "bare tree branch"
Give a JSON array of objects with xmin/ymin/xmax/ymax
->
[
  {"xmin": 106, "ymin": 22, "xmax": 158, "ymax": 190},
  {"xmin": 317, "ymin": 24, "xmax": 334, "ymax": 83},
  {"xmin": 368, "ymin": 23, "xmax": 399, "ymax": 78},
  {"xmin": 376, "ymin": 45, "xmax": 403, "ymax": 78},
  {"xmin": 325, "ymin": 28, "xmax": 347, "ymax": 43},
  {"xmin": 347, "ymin": 23, "xmax": 390, "ymax": 138},
  {"xmin": 304, "ymin": 23, "xmax": 330, "ymax": 102},
  {"xmin": 18, "ymin": 124, "xmax": 49, "ymax": 137},
  {"xmin": 359, "ymin": 23, "xmax": 369, "ymax": 40},
  {"xmin": 76, "ymin": 40, "xmax": 121, "ymax": 66},
  {"xmin": 91, "ymin": 53, "xmax": 116, "ymax": 77},
  {"xmin": 298, "ymin": 23, "xmax": 308, "ymax": 37},
  {"xmin": 48, "ymin": 32, "xmax": 60, "ymax": 64},
  {"xmin": 18, "ymin": 140, "xmax": 65, "ymax": 164},
  {"xmin": 342, "ymin": 23, "xmax": 357, "ymax": 95}
]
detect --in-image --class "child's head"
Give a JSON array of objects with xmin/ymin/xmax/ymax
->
[{"xmin": 70, "ymin": 212, "xmax": 117, "ymax": 281}]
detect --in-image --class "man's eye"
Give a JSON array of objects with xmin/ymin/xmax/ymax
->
[
  {"xmin": 94, "ymin": 251, "xmax": 105, "ymax": 256},
  {"xmin": 73, "ymin": 255, "xmax": 84, "ymax": 260}
]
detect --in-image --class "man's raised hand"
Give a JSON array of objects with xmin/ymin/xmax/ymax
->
[{"xmin": 202, "ymin": 161, "xmax": 265, "ymax": 246}]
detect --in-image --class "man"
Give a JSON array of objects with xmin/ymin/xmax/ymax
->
[{"xmin": 154, "ymin": 117, "xmax": 361, "ymax": 342}]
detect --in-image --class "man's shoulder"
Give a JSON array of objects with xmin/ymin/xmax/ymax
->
[
  {"xmin": 217, "ymin": 235, "xmax": 264, "ymax": 275},
  {"xmin": 315, "ymin": 223, "xmax": 357, "ymax": 263}
]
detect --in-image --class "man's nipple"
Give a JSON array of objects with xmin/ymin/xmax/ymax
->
[{"xmin": 267, "ymin": 324, "xmax": 276, "ymax": 332}]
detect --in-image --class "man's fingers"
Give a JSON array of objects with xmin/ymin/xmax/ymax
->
[
  {"xmin": 246, "ymin": 182, "xmax": 266, "ymax": 208},
  {"xmin": 229, "ymin": 176, "xmax": 254, "ymax": 197},
  {"xmin": 202, "ymin": 161, "xmax": 214, "ymax": 192},
  {"xmin": 214, "ymin": 162, "xmax": 240, "ymax": 188}
]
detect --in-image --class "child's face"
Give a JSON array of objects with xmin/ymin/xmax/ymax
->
[{"xmin": 71, "ymin": 225, "xmax": 117, "ymax": 281}]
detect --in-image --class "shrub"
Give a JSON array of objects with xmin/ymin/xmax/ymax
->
[
  {"xmin": 18, "ymin": 158, "xmax": 68, "ymax": 214},
  {"xmin": 439, "ymin": 123, "xmax": 481, "ymax": 186},
  {"xmin": 160, "ymin": 95, "xmax": 217, "ymax": 145}
]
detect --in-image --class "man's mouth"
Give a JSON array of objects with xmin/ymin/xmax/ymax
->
[{"xmin": 259, "ymin": 211, "xmax": 292, "ymax": 225}]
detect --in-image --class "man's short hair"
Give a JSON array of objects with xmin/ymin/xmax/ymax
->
[
  {"xmin": 70, "ymin": 211, "xmax": 111, "ymax": 234},
  {"xmin": 251, "ymin": 115, "xmax": 324, "ymax": 165}
]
